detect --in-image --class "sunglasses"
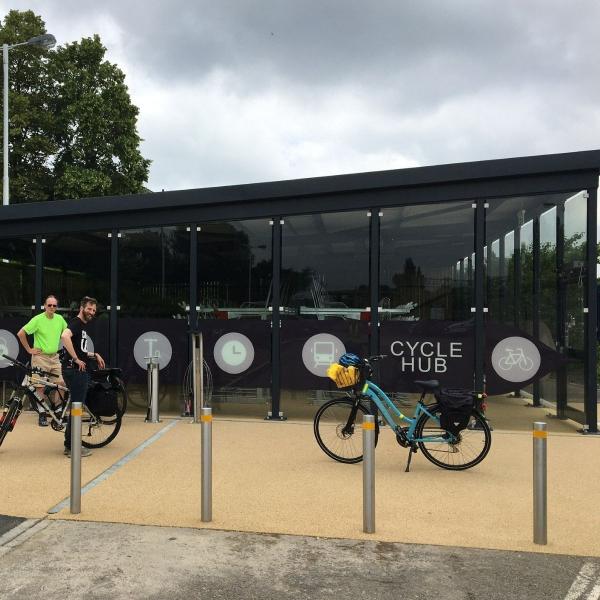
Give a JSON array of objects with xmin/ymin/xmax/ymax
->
[{"xmin": 46, "ymin": 304, "xmax": 57, "ymax": 307}]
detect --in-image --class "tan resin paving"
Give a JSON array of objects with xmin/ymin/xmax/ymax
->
[
  {"xmin": 0, "ymin": 413, "xmax": 165, "ymax": 518},
  {"xmin": 44, "ymin": 415, "xmax": 600, "ymax": 557}
]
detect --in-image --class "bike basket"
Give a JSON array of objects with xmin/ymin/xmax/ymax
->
[{"xmin": 326, "ymin": 363, "xmax": 360, "ymax": 389}]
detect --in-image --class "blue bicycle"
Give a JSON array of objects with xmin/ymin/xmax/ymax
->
[{"xmin": 313, "ymin": 354, "xmax": 491, "ymax": 471}]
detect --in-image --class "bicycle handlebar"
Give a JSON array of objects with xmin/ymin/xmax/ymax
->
[
  {"xmin": 1, "ymin": 353, "xmax": 57, "ymax": 379},
  {"xmin": 365, "ymin": 354, "xmax": 388, "ymax": 363}
]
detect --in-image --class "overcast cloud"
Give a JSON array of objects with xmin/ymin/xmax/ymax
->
[{"xmin": 5, "ymin": 0, "xmax": 600, "ymax": 191}]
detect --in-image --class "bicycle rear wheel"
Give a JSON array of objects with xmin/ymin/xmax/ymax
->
[
  {"xmin": 0, "ymin": 398, "xmax": 22, "ymax": 448},
  {"xmin": 415, "ymin": 405, "xmax": 491, "ymax": 470},
  {"xmin": 313, "ymin": 398, "xmax": 379, "ymax": 464},
  {"xmin": 81, "ymin": 406, "xmax": 122, "ymax": 448}
]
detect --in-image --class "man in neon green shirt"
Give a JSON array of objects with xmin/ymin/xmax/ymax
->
[{"xmin": 17, "ymin": 295, "xmax": 68, "ymax": 426}]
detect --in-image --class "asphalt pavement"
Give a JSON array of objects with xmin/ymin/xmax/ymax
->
[{"xmin": 0, "ymin": 518, "xmax": 599, "ymax": 600}]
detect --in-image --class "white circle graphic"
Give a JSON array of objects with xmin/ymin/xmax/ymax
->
[
  {"xmin": 302, "ymin": 334, "xmax": 346, "ymax": 377},
  {"xmin": 0, "ymin": 331, "xmax": 19, "ymax": 368},
  {"xmin": 214, "ymin": 333, "xmax": 254, "ymax": 374},
  {"xmin": 491, "ymin": 336, "xmax": 540, "ymax": 382},
  {"xmin": 133, "ymin": 331, "xmax": 173, "ymax": 369}
]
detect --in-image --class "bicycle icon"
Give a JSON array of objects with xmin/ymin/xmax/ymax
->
[{"xmin": 497, "ymin": 347, "xmax": 534, "ymax": 371}]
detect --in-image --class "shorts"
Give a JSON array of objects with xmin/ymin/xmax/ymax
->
[{"xmin": 30, "ymin": 353, "xmax": 64, "ymax": 385}]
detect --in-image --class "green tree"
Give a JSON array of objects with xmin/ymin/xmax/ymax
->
[{"xmin": 0, "ymin": 9, "xmax": 150, "ymax": 203}]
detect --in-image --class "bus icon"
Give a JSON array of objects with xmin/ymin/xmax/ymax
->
[{"xmin": 314, "ymin": 341, "xmax": 335, "ymax": 367}]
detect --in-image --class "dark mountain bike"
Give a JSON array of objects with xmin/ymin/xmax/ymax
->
[{"xmin": 0, "ymin": 354, "xmax": 127, "ymax": 450}]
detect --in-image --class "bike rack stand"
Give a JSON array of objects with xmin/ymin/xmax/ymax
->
[{"xmin": 145, "ymin": 355, "xmax": 160, "ymax": 423}]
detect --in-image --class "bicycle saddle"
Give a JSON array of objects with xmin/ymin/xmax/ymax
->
[{"xmin": 414, "ymin": 380, "xmax": 440, "ymax": 390}]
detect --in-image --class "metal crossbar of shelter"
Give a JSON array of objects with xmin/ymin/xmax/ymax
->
[{"xmin": 0, "ymin": 150, "xmax": 598, "ymax": 433}]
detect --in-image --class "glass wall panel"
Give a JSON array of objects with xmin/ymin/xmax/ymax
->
[
  {"xmin": 539, "ymin": 207, "xmax": 557, "ymax": 403},
  {"xmin": 197, "ymin": 220, "xmax": 272, "ymax": 417},
  {"xmin": 0, "ymin": 237, "xmax": 35, "ymax": 318},
  {"xmin": 0, "ymin": 237, "xmax": 35, "ymax": 402},
  {"xmin": 119, "ymin": 226, "xmax": 190, "ymax": 415},
  {"xmin": 280, "ymin": 211, "xmax": 369, "ymax": 419},
  {"xmin": 563, "ymin": 192, "xmax": 587, "ymax": 414},
  {"xmin": 380, "ymin": 203, "xmax": 473, "ymax": 322},
  {"xmin": 485, "ymin": 192, "xmax": 585, "ymax": 420},
  {"xmin": 120, "ymin": 227, "xmax": 189, "ymax": 318},
  {"xmin": 519, "ymin": 219, "xmax": 534, "ymax": 335},
  {"xmin": 42, "ymin": 232, "xmax": 111, "ymax": 366},
  {"xmin": 379, "ymin": 202, "xmax": 474, "ymax": 396},
  {"xmin": 43, "ymin": 232, "xmax": 110, "ymax": 316},
  {"xmin": 281, "ymin": 213, "xmax": 369, "ymax": 318}
]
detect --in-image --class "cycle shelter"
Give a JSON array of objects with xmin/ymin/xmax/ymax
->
[{"xmin": 0, "ymin": 151, "xmax": 598, "ymax": 434}]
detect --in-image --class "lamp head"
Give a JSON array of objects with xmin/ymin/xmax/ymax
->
[{"xmin": 25, "ymin": 34, "xmax": 56, "ymax": 50}]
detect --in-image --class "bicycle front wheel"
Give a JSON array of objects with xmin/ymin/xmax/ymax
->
[
  {"xmin": 81, "ymin": 406, "xmax": 122, "ymax": 448},
  {"xmin": 415, "ymin": 405, "xmax": 491, "ymax": 470},
  {"xmin": 0, "ymin": 398, "xmax": 22, "ymax": 448},
  {"xmin": 313, "ymin": 398, "xmax": 378, "ymax": 464}
]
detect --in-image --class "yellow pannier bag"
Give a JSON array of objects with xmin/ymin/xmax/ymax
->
[{"xmin": 326, "ymin": 363, "xmax": 360, "ymax": 389}]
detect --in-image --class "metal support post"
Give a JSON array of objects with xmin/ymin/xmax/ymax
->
[
  {"xmin": 192, "ymin": 332, "xmax": 204, "ymax": 423},
  {"xmin": 70, "ymin": 401, "xmax": 82, "ymax": 514},
  {"xmin": 363, "ymin": 414, "xmax": 375, "ymax": 533},
  {"xmin": 533, "ymin": 421, "xmax": 547, "ymax": 545},
  {"xmin": 145, "ymin": 357, "xmax": 160, "ymax": 423},
  {"xmin": 201, "ymin": 406, "xmax": 212, "ymax": 522}
]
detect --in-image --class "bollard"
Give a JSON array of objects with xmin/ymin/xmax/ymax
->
[
  {"xmin": 363, "ymin": 414, "xmax": 375, "ymax": 533},
  {"xmin": 70, "ymin": 401, "xmax": 82, "ymax": 514},
  {"xmin": 145, "ymin": 357, "xmax": 160, "ymax": 423},
  {"xmin": 201, "ymin": 406, "xmax": 212, "ymax": 522},
  {"xmin": 533, "ymin": 421, "xmax": 547, "ymax": 545},
  {"xmin": 192, "ymin": 333, "xmax": 204, "ymax": 424}
]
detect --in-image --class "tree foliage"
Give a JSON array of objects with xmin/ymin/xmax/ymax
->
[{"xmin": 0, "ymin": 9, "xmax": 150, "ymax": 203}]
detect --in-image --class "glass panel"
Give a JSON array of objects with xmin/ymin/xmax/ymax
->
[
  {"xmin": 0, "ymin": 237, "xmax": 35, "ymax": 318},
  {"xmin": 198, "ymin": 221, "xmax": 272, "ymax": 317},
  {"xmin": 0, "ymin": 237, "xmax": 35, "ymax": 399},
  {"xmin": 380, "ymin": 203, "xmax": 473, "ymax": 322},
  {"xmin": 539, "ymin": 207, "xmax": 557, "ymax": 404},
  {"xmin": 280, "ymin": 211, "xmax": 370, "ymax": 419},
  {"xmin": 197, "ymin": 219, "xmax": 272, "ymax": 417},
  {"xmin": 519, "ymin": 220, "xmax": 534, "ymax": 335},
  {"xmin": 119, "ymin": 226, "xmax": 190, "ymax": 414},
  {"xmin": 43, "ymin": 232, "xmax": 110, "ymax": 317},
  {"xmin": 563, "ymin": 192, "xmax": 586, "ymax": 415},
  {"xmin": 120, "ymin": 227, "xmax": 189, "ymax": 318},
  {"xmin": 379, "ymin": 202, "xmax": 475, "ymax": 395},
  {"xmin": 484, "ymin": 192, "xmax": 584, "ymax": 421},
  {"xmin": 281, "ymin": 212, "xmax": 369, "ymax": 318}
]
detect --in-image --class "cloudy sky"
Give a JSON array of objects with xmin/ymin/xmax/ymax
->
[{"xmin": 5, "ymin": 0, "xmax": 600, "ymax": 192}]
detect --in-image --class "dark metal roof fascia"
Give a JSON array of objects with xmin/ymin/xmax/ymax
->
[{"xmin": 1, "ymin": 149, "xmax": 599, "ymax": 224}]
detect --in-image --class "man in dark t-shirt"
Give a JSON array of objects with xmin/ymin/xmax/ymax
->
[{"xmin": 60, "ymin": 296, "xmax": 106, "ymax": 457}]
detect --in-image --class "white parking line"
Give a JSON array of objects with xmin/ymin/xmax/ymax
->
[{"xmin": 565, "ymin": 563, "xmax": 600, "ymax": 600}]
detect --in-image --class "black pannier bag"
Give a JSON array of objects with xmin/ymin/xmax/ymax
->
[
  {"xmin": 434, "ymin": 388, "xmax": 474, "ymax": 436},
  {"xmin": 86, "ymin": 381, "xmax": 118, "ymax": 417}
]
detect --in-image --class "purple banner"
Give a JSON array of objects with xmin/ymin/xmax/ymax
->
[
  {"xmin": 380, "ymin": 319, "xmax": 566, "ymax": 394},
  {"xmin": 198, "ymin": 320, "xmax": 271, "ymax": 387}
]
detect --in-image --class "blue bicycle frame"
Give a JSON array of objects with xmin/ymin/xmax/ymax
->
[{"xmin": 360, "ymin": 379, "xmax": 451, "ymax": 443}]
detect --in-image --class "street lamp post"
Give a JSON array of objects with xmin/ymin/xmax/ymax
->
[{"xmin": 2, "ymin": 33, "xmax": 56, "ymax": 206}]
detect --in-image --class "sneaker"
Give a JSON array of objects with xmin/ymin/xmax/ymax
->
[
  {"xmin": 38, "ymin": 413, "xmax": 48, "ymax": 427},
  {"xmin": 63, "ymin": 447, "xmax": 92, "ymax": 457}
]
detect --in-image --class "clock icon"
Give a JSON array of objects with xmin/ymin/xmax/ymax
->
[
  {"xmin": 213, "ymin": 332, "xmax": 254, "ymax": 374},
  {"xmin": 221, "ymin": 340, "xmax": 247, "ymax": 366}
]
